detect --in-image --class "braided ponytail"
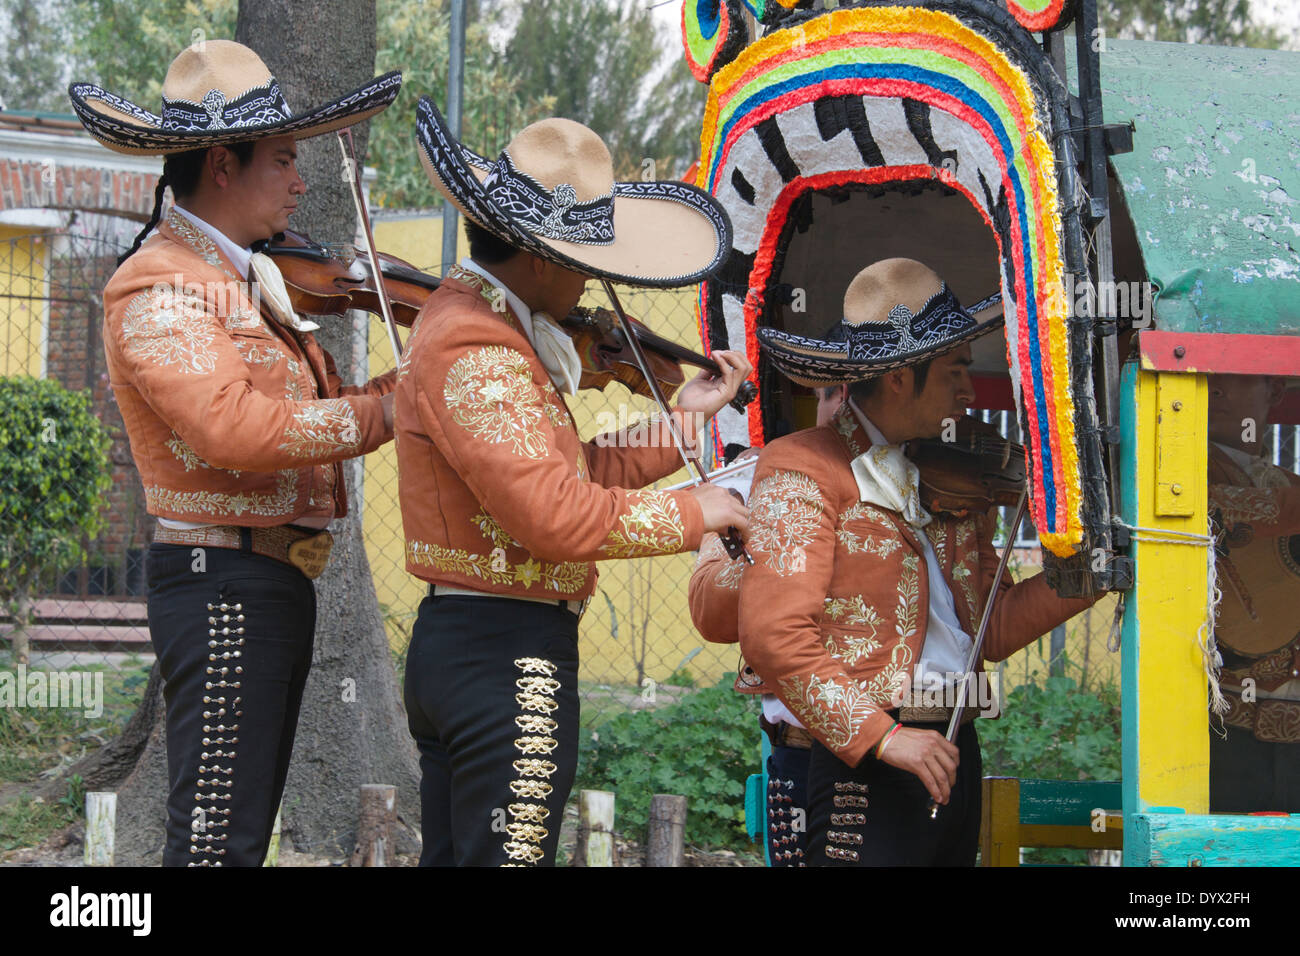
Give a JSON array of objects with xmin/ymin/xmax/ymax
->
[{"xmin": 117, "ymin": 173, "xmax": 168, "ymax": 266}]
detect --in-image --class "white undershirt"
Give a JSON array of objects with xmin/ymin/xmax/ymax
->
[{"xmin": 849, "ymin": 408, "xmax": 975, "ymax": 694}]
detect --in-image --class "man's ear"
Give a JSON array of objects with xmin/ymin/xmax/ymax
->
[{"xmin": 207, "ymin": 146, "xmax": 235, "ymax": 190}]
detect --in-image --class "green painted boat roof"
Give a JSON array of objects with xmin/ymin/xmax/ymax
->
[{"xmin": 1099, "ymin": 39, "xmax": 1300, "ymax": 335}]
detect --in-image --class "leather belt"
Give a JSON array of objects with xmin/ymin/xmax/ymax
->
[
  {"xmin": 154, "ymin": 522, "xmax": 334, "ymax": 579},
  {"xmin": 895, "ymin": 706, "xmax": 981, "ymax": 726},
  {"xmin": 429, "ymin": 584, "xmax": 587, "ymax": 618},
  {"xmin": 760, "ymin": 715, "xmax": 814, "ymax": 750}
]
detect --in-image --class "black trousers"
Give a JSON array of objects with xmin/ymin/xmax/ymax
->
[
  {"xmin": 146, "ymin": 542, "xmax": 315, "ymax": 867},
  {"xmin": 766, "ymin": 742, "xmax": 811, "ymax": 867},
  {"xmin": 806, "ymin": 722, "xmax": 982, "ymax": 866},
  {"xmin": 1210, "ymin": 724, "xmax": 1300, "ymax": 813},
  {"xmin": 404, "ymin": 593, "xmax": 580, "ymax": 866}
]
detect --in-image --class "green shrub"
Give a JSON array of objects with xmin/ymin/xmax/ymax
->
[
  {"xmin": 980, "ymin": 674, "xmax": 1121, "ymax": 782},
  {"xmin": 979, "ymin": 672, "xmax": 1121, "ymax": 864},
  {"xmin": 0, "ymin": 377, "xmax": 111, "ymax": 656},
  {"xmin": 575, "ymin": 678, "xmax": 760, "ymax": 851}
]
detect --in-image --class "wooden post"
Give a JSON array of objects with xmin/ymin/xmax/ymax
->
[
  {"xmin": 571, "ymin": 789, "xmax": 615, "ymax": 867},
  {"xmin": 1119, "ymin": 365, "xmax": 1210, "ymax": 834},
  {"xmin": 84, "ymin": 791, "xmax": 115, "ymax": 867},
  {"xmin": 350, "ymin": 784, "xmax": 397, "ymax": 867},
  {"xmin": 646, "ymin": 794, "xmax": 687, "ymax": 867},
  {"xmin": 262, "ymin": 801, "xmax": 283, "ymax": 867}
]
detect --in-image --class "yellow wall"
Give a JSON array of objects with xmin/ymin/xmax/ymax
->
[{"xmin": 0, "ymin": 226, "xmax": 48, "ymax": 377}]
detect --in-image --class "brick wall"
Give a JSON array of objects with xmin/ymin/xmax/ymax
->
[{"xmin": 0, "ymin": 158, "xmax": 156, "ymax": 218}]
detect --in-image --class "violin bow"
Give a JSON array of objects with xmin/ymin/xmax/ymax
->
[
  {"xmin": 927, "ymin": 487, "xmax": 1027, "ymax": 820},
  {"xmin": 337, "ymin": 129, "xmax": 404, "ymax": 364},
  {"xmin": 599, "ymin": 279, "xmax": 752, "ymax": 564}
]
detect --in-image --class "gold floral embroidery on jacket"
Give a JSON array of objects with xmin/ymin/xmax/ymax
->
[
  {"xmin": 824, "ymin": 595, "xmax": 884, "ymax": 628},
  {"xmin": 1211, "ymin": 485, "xmax": 1282, "ymax": 525},
  {"xmin": 824, "ymin": 631, "xmax": 883, "ymax": 666},
  {"xmin": 600, "ymin": 490, "xmax": 685, "ymax": 558},
  {"xmin": 121, "ymin": 286, "xmax": 219, "ymax": 374},
  {"xmin": 224, "ymin": 305, "xmax": 265, "ymax": 332},
  {"xmin": 950, "ymin": 518, "xmax": 981, "ymax": 624},
  {"xmin": 232, "ymin": 337, "xmax": 282, "ymax": 371},
  {"xmin": 822, "ymin": 596, "xmax": 884, "ymax": 665},
  {"xmin": 778, "ymin": 674, "xmax": 878, "ymax": 751},
  {"xmin": 277, "ymin": 398, "xmax": 361, "ymax": 459},
  {"xmin": 444, "ymin": 346, "xmax": 551, "ymax": 460},
  {"xmin": 407, "ymin": 539, "xmax": 586, "ymax": 592},
  {"xmin": 749, "ymin": 469, "xmax": 824, "ymax": 576},
  {"xmin": 832, "ymin": 404, "xmax": 865, "ymax": 457},
  {"xmin": 473, "ymin": 511, "xmax": 522, "ymax": 551},
  {"xmin": 166, "ymin": 210, "xmax": 223, "ymax": 270},
  {"xmin": 838, "ymin": 502, "xmax": 903, "ymax": 558},
  {"xmin": 144, "ymin": 469, "xmax": 298, "ymax": 518},
  {"xmin": 165, "ymin": 432, "xmax": 208, "ymax": 472}
]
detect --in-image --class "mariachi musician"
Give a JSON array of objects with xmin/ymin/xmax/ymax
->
[
  {"xmin": 68, "ymin": 40, "xmax": 402, "ymax": 866},
  {"xmin": 396, "ymin": 102, "xmax": 751, "ymax": 866},
  {"xmin": 737, "ymin": 258, "xmax": 1100, "ymax": 866},
  {"xmin": 1207, "ymin": 374, "xmax": 1300, "ymax": 812}
]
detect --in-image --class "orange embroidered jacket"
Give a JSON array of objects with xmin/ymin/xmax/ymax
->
[
  {"xmin": 1209, "ymin": 443, "xmax": 1300, "ymax": 743},
  {"xmin": 737, "ymin": 403, "xmax": 1098, "ymax": 767},
  {"xmin": 394, "ymin": 269, "xmax": 704, "ymax": 600},
  {"xmin": 102, "ymin": 210, "xmax": 395, "ymax": 526}
]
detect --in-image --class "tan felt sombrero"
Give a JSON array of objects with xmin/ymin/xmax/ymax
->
[
  {"xmin": 758, "ymin": 258, "xmax": 1004, "ymax": 388},
  {"xmin": 68, "ymin": 40, "xmax": 401, "ymax": 156},
  {"xmin": 415, "ymin": 96, "xmax": 731, "ymax": 289}
]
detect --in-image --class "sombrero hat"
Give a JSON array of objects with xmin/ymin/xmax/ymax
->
[
  {"xmin": 68, "ymin": 40, "xmax": 401, "ymax": 156},
  {"xmin": 415, "ymin": 96, "xmax": 731, "ymax": 289},
  {"xmin": 757, "ymin": 258, "xmax": 1004, "ymax": 388}
]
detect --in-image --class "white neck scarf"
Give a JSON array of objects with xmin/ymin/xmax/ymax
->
[
  {"xmin": 458, "ymin": 258, "xmax": 582, "ymax": 395},
  {"xmin": 847, "ymin": 398, "xmax": 931, "ymax": 529},
  {"xmin": 248, "ymin": 251, "xmax": 320, "ymax": 333}
]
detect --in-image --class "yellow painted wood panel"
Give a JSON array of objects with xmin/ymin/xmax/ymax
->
[{"xmin": 1134, "ymin": 369, "xmax": 1209, "ymax": 812}]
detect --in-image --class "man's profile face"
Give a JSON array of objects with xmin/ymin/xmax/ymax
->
[
  {"xmin": 910, "ymin": 344, "xmax": 975, "ymax": 438},
  {"xmin": 220, "ymin": 134, "xmax": 306, "ymax": 243},
  {"xmin": 535, "ymin": 260, "xmax": 589, "ymax": 319}
]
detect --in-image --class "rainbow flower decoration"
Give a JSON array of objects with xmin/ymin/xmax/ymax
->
[{"xmin": 683, "ymin": 1, "xmax": 1096, "ymax": 557}]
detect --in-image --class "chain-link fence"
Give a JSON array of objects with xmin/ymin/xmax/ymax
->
[{"xmin": 5, "ymin": 213, "xmax": 1298, "ymax": 856}]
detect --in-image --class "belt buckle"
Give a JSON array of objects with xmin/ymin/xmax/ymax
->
[{"xmin": 287, "ymin": 530, "xmax": 334, "ymax": 579}]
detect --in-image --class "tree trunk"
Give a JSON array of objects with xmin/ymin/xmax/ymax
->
[
  {"xmin": 46, "ymin": 3, "xmax": 421, "ymax": 863},
  {"xmin": 234, "ymin": 0, "xmax": 420, "ymax": 859}
]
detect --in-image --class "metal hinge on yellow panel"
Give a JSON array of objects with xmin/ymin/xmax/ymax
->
[{"xmin": 1154, "ymin": 374, "xmax": 1199, "ymax": 517}]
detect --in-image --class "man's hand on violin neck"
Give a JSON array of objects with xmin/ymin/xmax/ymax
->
[
  {"xmin": 689, "ymin": 483, "xmax": 749, "ymax": 536},
  {"xmin": 876, "ymin": 728, "xmax": 960, "ymax": 806},
  {"xmin": 675, "ymin": 350, "xmax": 753, "ymax": 421}
]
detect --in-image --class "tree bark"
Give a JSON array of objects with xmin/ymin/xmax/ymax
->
[{"xmin": 234, "ymin": 0, "xmax": 420, "ymax": 859}]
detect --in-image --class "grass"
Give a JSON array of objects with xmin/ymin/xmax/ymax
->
[{"xmin": 0, "ymin": 652, "xmax": 151, "ymax": 851}]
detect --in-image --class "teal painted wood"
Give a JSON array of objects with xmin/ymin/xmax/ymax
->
[
  {"xmin": 1118, "ymin": 361, "xmax": 1142, "ymax": 859},
  {"xmin": 1131, "ymin": 812, "xmax": 1300, "ymax": 866},
  {"xmin": 744, "ymin": 733, "xmax": 773, "ymax": 866},
  {"xmin": 1096, "ymin": 41, "xmax": 1300, "ymax": 336},
  {"xmin": 744, "ymin": 772, "xmax": 764, "ymax": 843},
  {"xmin": 1019, "ymin": 780, "xmax": 1122, "ymax": 825}
]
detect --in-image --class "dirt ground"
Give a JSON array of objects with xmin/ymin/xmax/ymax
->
[{"xmin": 1, "ymin": 802, "xmax": 763, "ymax": 867}]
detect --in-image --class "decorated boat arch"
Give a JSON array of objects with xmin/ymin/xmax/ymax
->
[{"xmin": 681, "ymin": 0, "xmax": 1300, "ymax": 865}]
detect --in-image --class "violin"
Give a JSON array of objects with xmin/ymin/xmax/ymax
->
[
  {"xmin": 561, "ymin": 307, "xmax": 758, "ymax": 414},
  {"xmin": 264, "ymin": 230, "xmax": 758, "ymax": 412},
  {"xmin": 911, "ymin": 415, "xmax": 1026, "ymax": 517}
]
